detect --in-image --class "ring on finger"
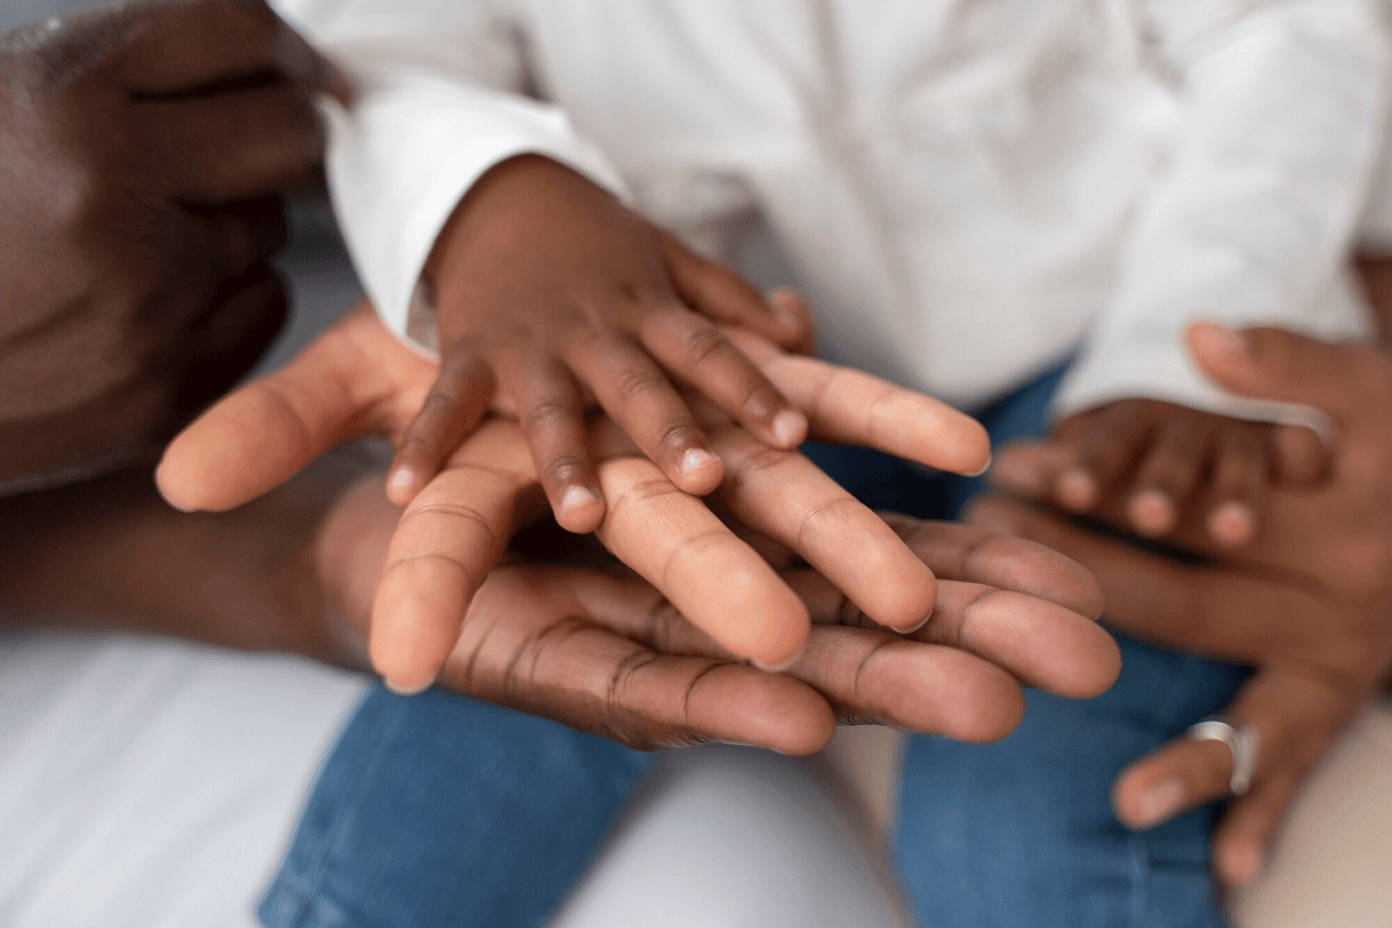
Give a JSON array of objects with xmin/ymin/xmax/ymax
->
[{"xmin": 1186, "ymin": 715, "xmax": 1258, "ymax": 796}]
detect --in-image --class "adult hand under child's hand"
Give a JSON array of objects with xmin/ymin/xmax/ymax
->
[
  {"xmin": 0, "ymin": 0, "xmax": 350, "ymax": 495},
  {"xmin": 159, "ymin": 303, "xmax": 1013, "ymax": 692},
  {"xmin": 313, "ymin": 471, "xmax": 1115, "ymax": 752},
  {"xmin": 1030, "ymin": 393, "xmax": 1325, "ymax": 547},
  {"xmin": 385, "ymin": 154, "xmax": 819, "ymax": 531},
  {"xmin": 970, "ymin": 324, "xmax": 1392, "ymax": 887}
]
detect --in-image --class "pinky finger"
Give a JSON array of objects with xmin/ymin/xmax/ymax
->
[
  {"xmin": 387, "ymin": 351, "xmax": 493, "ymax": 506},
  {"xmin": 658, "ymin": 230, "xmax": 809, "ymax": 350}
]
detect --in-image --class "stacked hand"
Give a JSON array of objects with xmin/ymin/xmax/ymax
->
[
  {"xmin": 1037, "ymin": 397, "xmax": 1325, "ymax": 547},
  {"xmin": 158, "ymin": 305, "xmax": 1119, "ymax": 750},
  {"xmin": 0, "ymin": 0, "xmax": 350, "ymax": 494},
  {"xmin": 975, "ymin": 322, "xmax": 1392, "ymax": 885},
  {"xmin": 390, "ymin": 155, "xmax": 891, "ymax": 532}
]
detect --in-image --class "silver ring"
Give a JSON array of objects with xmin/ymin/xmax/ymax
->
[{"xmin": 1186, "ymin": 716, "xmax": 1258, "ymax": 796}]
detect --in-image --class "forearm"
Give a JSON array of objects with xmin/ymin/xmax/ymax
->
[{"xmin": 0, "ymin": 447, "xmax": 385, "ymax": 668}]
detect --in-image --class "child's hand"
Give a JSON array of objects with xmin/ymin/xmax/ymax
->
[
  {"xmin": 385, "ymin": 154, "xmax": 813, "ymax": 532},
  {"xmin": 1037, "ymin": 398, "xmax": 1325, "ymax": 546}
]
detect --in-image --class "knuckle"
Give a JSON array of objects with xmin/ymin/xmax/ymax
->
[
  {"xmin": 542, "ymin": 454, "xmax": 590, "ymax": 487},
  {"xmin": 525, "ymin": 395, "xmax": 573, "ymax": 428},
  {"xmin": 677, "ymin": 320, "xmax": 732, "ymax": 367},
  {"xmin": 656, "ymin": 420, "xmax": 702, "ymax": 455},
  {"xmin": 613, "ymin": 364, "xmax": 668, "ymax": 404}
]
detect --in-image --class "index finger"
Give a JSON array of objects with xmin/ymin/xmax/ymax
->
[
  {"xmin": 726, "ymin": 329, "xmax": 991, "ymax": 477},
  {"xmin": 110, "ymin": 0, "xmax": 352, "ymax": 102},
  {"xmin": 594, "ymin": 454, "xmax": 811, "ymax": 669}
]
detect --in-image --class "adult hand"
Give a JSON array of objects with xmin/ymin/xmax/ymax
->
[
  {"xmin": 313, "ymin": 467, "xmax": 1114, "ymax": 753},
  {"xmin": 0, "ymin": 0, "xmax": 351, "ymax": 494},
  {"xmin": 972, "ymin": 323, "xmax": 1392, "ymax": 887},
  {"xmin": 159, "ymin": 305, "xmax": 1077, "ymax": 695}
]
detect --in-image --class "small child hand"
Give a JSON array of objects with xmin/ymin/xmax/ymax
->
[
  {"xmin": 1045, "ymin": 399, "xmax": 1325, "ymax": 547},
  {"xmin": 384, "ymin": 154, "xmax": 812, "ymax": 533}
]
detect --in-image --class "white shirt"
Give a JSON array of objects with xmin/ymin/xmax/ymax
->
[{"xmin": 276, "ymin": 0, "xmax": 1391, "ymax": 425}]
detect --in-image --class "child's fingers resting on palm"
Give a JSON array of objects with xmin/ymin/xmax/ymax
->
[{"xmin": 385, "ymin": 154, "xmax": 814, "ymax": 533}]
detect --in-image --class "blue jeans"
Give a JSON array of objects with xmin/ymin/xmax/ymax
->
[
  {"xmin": 258, "ymin": 690, "xmax": 653, "ymax": 928},
  {"xmin": 807, "ymin": 366, "xmax": 1249, "ymax": 928},
  {"xmin": 262, "ymin": 366, "xmax": 1247, "ymax": 928}
]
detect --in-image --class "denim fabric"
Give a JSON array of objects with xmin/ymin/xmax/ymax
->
[
  {"xmin": 257, "ymin": 688, "xmax": 653, "ymax": 928},
  {"xmin": 811, "ymin": 364, "xmax": 1250, "ymax": 928}
]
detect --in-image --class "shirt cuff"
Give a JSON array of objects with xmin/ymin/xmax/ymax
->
[{"xmin": 321, "ymin": 77, "xmax": 629, "ymax": 357}]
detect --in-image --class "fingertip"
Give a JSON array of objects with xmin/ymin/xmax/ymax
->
[
  {"xmin": 1128, "ymin": 776, "xmax": 1188, "ymax": 830},
  {"xmin": 154, "ymin": 457, "xmax": 199, "ymax": 513},
  {"xmin": 386, "ymin": 467, "xmax": 423, "ymax": 507},
  {"xmin": 384, "ymin": 676, "xmax": 436, "ymax": 697},
  {"xmin": 770, "ymin": 409, "xmax": 809, "ymax": 449},
  {"xmin": 765, "ymin": 287, "xmax": 815, "ymax": 349},
  {"xmin": 1128, "ymin": 488, "xmax": 1176, "ymax": 537},
  {"xmin": 1057, "ymin": 468, "xmax": 1097, "ymax": 510},
  {"xmin": 1216, "ymin": 838, "xmax": 1265, "ymax": 887},
  {"xmin": 986, "ymin": 450, "xmax": 1047, "ymax": 496},
  {"xmin": 676, "ymin": 447, "xmax": 725, "ymax": 494},
  {"xmin": 557, "ymin": 485, "xmax": 605, "ymax": 533},
  {"xmin": 1208, "ymin": 501, "xmax": 1256, "ymax": 547}
]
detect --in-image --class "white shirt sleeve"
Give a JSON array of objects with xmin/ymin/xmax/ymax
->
[
  {"xmin": 1054, "ymin": 0, "xmax": 1391, "ymax": 429},
  {"xmin": 271, "ymin": 0, "xmax": 628, "ymax": 355}
]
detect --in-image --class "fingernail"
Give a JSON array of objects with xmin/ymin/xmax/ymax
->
[
  {"xmin": 560, "ymin": 485, "xmax": 602, "ymax": 517},
  {"xmin": 966, "ymin": 453, "xmax": 993, "ymax": 479},
  {"xmin": 1209, "ymin": 501, "xmax": 1254, "ymax": 546},
  {"xmin": 385, "ymin": 676, "xmax": 435, "ymax": 697},
  {"xmin": 1058, "ymin": 468, "xmax": 1096, "ymax": 510},
  {"xmin": 388, "ymin": 468, "xmax": 418, "ymax": 497},
  {"xmin": 680, "ymin": 448, "xmax": 721, "ymax": 478},
  {"xmin": 1192, "ymin": 322, "xmax": 1249, "ymax": 362},
  {"xmin": 1129, "ymin": 489, "xmax": 1174, "ymax": 536},
  {"xmin": 1134, "ymin": 777, "xmax": 1187, "ymax": 828},
  {"xmin": 752, "ymin": 652, "xmax": 799, "ymax": 673},
  {"xmin": 893, "ymin": 615, "xmax": 931, "ymax": 635},
  {"xmin": 770, "ymin": 410, "xmax": 808, "ymax": 448}
]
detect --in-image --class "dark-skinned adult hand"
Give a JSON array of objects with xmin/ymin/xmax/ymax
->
[
  {"xmin": 971, "ymin": 322, "xmax": 1392, "ymax": 888},
  {"xmin": 154, "ymin": 306, "xmax": 1101, "ymax": 701},
  {"xmin": 385, "ymin": 154, "xmax": 820, "ymax": 531},
  {"xmin": 0, "ymin": 441, "xmax": 1111, "ymax": 757},
  {"xmin": 0, "ymin": 0, "xmax": 351, "ymax": 494}
]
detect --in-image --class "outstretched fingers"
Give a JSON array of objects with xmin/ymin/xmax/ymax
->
[
  {"xmin": 446, "ymin": 567, "xmax": 836, "ymax": 754},
  {"xmin": 1110, "ymin": 668, "xmax": 1356, "ymax": 886},
  {"xmin": 708, "ymin": 424, "xmax": 939, "ymax": 634},
  {"xmin": 386, "ymin": 348, "xmax": 493, "ymax": 506},
  {"xmin": 592, "ymin": 453, "xmax": 811, "ymax": 669},
  {"xmin": 728, "ymin": 329, "xmax": 991, "ymax": 478},
  {"xmin": 158, "ymin": 305, "xmax": 429, "ymax": 511},
  {"xmin": 369, "ymin": 421, "xmax": 539, "ymax": 693}
]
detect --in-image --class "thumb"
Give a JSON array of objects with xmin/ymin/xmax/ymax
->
[
  {"xmin": 158, "ymin": 305, "xmax": 422, "ymax": 511},
  {"xmin": 1186, "ymin": 322, "xmax": 1382, "ymax": 431}
]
